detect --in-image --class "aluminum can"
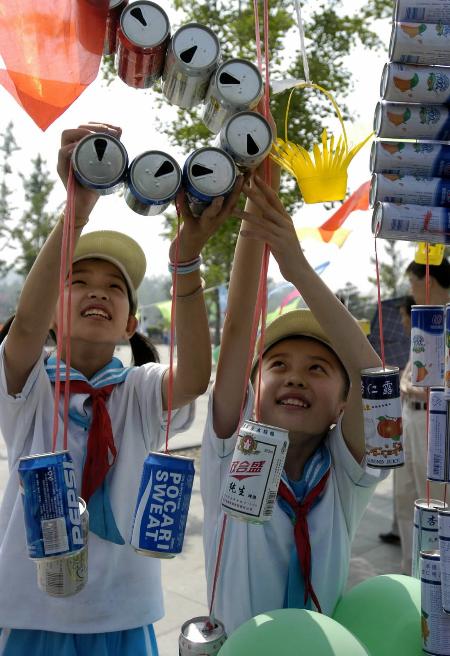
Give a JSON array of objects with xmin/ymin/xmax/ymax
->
[
  {"xmin": 202, "ymin": 59, "xmax": 264, "ymax": 134},
  {"xmin": 35, "ymin": 498, "xmax": 89, "ymax": 597},
  {"xmin": 395, "ymin": 1, "xmax": 450, "ymax": 24},
  {"xmin": 372, "ymin": 202, "xmax": 450, "ymax": 244},
  {"xmin": 130, "ymin": 452, "xmax": 195, "ymax": 558},
  {"xmin": 420, "ymin": 550, "xmax": 450, "ymax": 654},
  {"xmin": 370, "ymin": 140, "xmax": 450, "ymax": 178},
  {"xmin": 389, "ymin": 21, "xmax": 450, "ymax": 65},
  {"xmin": 72, "ymin": 132, "xmax": 128, "ymax": 195},
  {"xmin": 217, "ymin": 111, "xmax": 273, "ymax": 171},
  {"xmin": 162, "ymin": 23, "xmax": 220, "ymax": 109},
  {"xmin": 183, "ymin": 147, "xmax": 236, "ymax": 217},
  {"xmin": 361, "ymin": 366, "xmax": 404, "ymax": 468},
  {"xmin": 18, "ymin": 451, "xmax": 84, "ymax": 559},
  {"xmin": 428, "ymin": 388, "xmax": 450, "ymax": 481},
  {"xmin": 221, "ymin": 420, "xmax": 289, "ymax": 523},
  {"xmin": 374, "ymin": 101, "xmax": 450, "ymax": 140},
  {"xmin": 179, "ymin": 617, "xmax": 227, "ymax": 656},
  {"xmin": 411, "ymin": 305, "xmax": 445, "ymax": 386},
  {"xmin": 104, "ymin": 0, "xmax": 128, "ymax": 56},
  {"xmin": 116, "ymin": 1, "xmax": 170, "ymax": 89},
  {"xmin": 370, "ymin": 172, "xmax": 450, "ymax": 208},
  {"xmin": 125, "ymin": 150, "xmax": 181, "ymax": 216},
  {"xmin": 415, "ymin": 504, "xmax": 447, "ymax": 577},
  {"xmin": 445, "ymin": 304, "xmax": 450, "ymax": 398},
  {"xmin": 381, "ymin": 62, "xmax": 450, "ymax": 104},
  {"xmin": 440, "ymin": 510, "xmax": 450, "ymax": 614}
]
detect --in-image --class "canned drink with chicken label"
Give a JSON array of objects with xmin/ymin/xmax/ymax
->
[
  {"xmin": 370, "ymin": 140, "xmax": 450, "ymax": 178},
  {"xmin": 440, "ymin": 510, "xmax": 450, "ymax": 614},
  {"xmin": 18, "ymin": 451, "xmax": 84, "ymax": 559},
  {"xmin": 217, "ymin": 111, "xmax": 273, "ymax": 171},
  {"xmin": 202, "ymin": 59, "xmax": 264, "ymax": 134},
  {"xmin": 221, "ymin": 420, "xmax": 289, "ymax": 523},
  {"xmin": 420, "ymin": 550, "xmax": 450, "ymax": 654},
  {"xmin": 372, "ymin": 202, "xmax": 450, "ymax": 244},
  {"xmin": 390, "ymin": 21, "xmax": 450, "ymax": 65},
  {"xmin": 395, "ymin": 1, "xmax": 450, "ymax": 24},
  {"xmin": 182, "ymin": 147, "xmax": 236, "ymax": 217},
  {"xmin": 445, "ymin": 305, "xmax": 450, "ymax": 398},
  {"xmin": 370, "ymin": 173, "xmax": 450, "ymax": 208},
  {"xmin": 361, "ymin": 366, "xmax": 404, "ymax": 468},
  {"xmin": 125, "ymin": 150, "xmax": 181, "ymax": 216},
  {"xmin": 116, "ymin": 1, "xmax": 170, "ymax": 89},
  {"xmin": 381, "ymin": 62, "xmax": 450, "ymax": 104},
  {"xmin": 104, "ymin": 0, "xmax": 128, "ymax": 56},
  {"xmin": 428, "ymin": 388, "xmax": 450, "ymax": 481},
  {"xmin": 414, "ymin": 504, "xmax": 447, "ymax": 578},
  {"xmin": 179, "ymin": 617, "xmax": 227, "ymax": 656},
  {"xmin": 162, "ymin": 23, "xmax": 220, "ymax": 109},
  {"xmin": 130, "ymin": 452, "xmax": 195, "ymax": 558},
  {"xmin": 411, "ymin": 305, "xmax": 445, "ymax": 387},
  {"xmin": 72, "ymin": 132, "xmax": 128, "ymax": 195},
  {"xmin": 374, "ymin": 101, "xmax": 450, "ymax": 140}
]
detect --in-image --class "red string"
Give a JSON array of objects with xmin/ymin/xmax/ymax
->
[
  {"xmin": 425, "ymin": 243, "xmax": 431, "ymax": 505},
  {"xmin": 373, "ymin": 231, "xmax": 386, "ymax": 370}
]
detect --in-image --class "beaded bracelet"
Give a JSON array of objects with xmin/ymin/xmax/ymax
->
[
  {"xmin": 168, "ymin": 256, "xmax": 202, "ymax": 275},
  {"xmin": 170, "ymin": 278, "xmax": 206, "ymax": 299}
]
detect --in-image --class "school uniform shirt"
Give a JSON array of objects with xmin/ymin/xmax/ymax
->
[
  {"xmin": 201, "ymin": 384, "xmax": 388, "ymax": 635},
  {"xmin": 0, "ymin": 342, "xmax": 194, "ymax": 634}
]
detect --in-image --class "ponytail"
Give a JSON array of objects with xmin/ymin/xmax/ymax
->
[{"xmin": 129, "ymin": 331, "xmax": 160, "ymax": 365}]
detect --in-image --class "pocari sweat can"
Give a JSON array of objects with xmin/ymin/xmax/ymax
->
[{"xmin": 18, "ymin": 451, "xmax": 84, "ymax": 559}]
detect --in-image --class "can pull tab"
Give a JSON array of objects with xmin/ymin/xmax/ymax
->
[
  {"xmin": 155, "ymin": 161, "xmax": 175, "ymax": 177},
  {"xmin": 130, "ymin": 7, "xmax": 148, "ymax": 27},
  {"xmin": 180, "ymin": 46, "xmax": 197, "ymax": 64},
  {"xmin": 219, "ymin": 72, "xmax": 240, "ymax": 85},
  {"xmin": 247, "ymin": 134, "xmax": 259, "ymax": 155},
  {"xmin": 192, "ymin": 164, "xmax": 214, "ymax": 177},
  {"xmin": 94, "ymin": 138, "xmax": 108, "ymax": 162}
]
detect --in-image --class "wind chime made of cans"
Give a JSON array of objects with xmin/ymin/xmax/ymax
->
[{"xmin": 17, "ymin": 176, "xmax": 89, "ymax": 599}]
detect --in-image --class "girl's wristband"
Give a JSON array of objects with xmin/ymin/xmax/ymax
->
[{"xmin": 168, "ymin": 256, "xmax": 202, "ymax": 275}]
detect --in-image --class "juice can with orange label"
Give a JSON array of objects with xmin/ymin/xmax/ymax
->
[
  {"xmin": 390, "ymin": 21, "xmax": 450, "ymax": 66},
  {"xmin": 395, "ymin": 0, "xmax": 450, "ymax": 24},
  {"xmin": 371, "ymin": 141, "xmax": 450, "ymax": 178},
  {"xmin": 411, "ymin": 305, "xmax": 445, "ymax": 387},
  {"xmin": 381, "ymin": 62, "xmax": 450, "ymax": 104},
  {"xmin": 374, "ymin": 101, "xmax": 450, "ymax": 140}
]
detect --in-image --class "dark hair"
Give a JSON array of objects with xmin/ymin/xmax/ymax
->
[
  {"xmin": 397, "ymin": 295, "xmax": 414, "ymax": 317},
  {"xmin": 406, "ymin": 258, "xmax": 450, "ymax": 289},
  {"xmin": 0, "ymin": 315, "xmax": 159, "ymax": 365}
]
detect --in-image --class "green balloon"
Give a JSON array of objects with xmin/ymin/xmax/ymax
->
[
  {"xmin": 217, "ymin": 609, "xmax": 370, "ymax": 656},
  {"xmin": 333, "ymin": 574, "xmax": 422, "ymax": 656}
]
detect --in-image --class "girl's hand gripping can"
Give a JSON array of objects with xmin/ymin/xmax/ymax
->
[
  {"xmin": 414, "ymin": 502, "xmax": 447, "ymax": 578},
  {"xmin": 130, "ymin": 452, "xmax": 195, "ymax": 558},
  {"xmin": 361, "ymin": 366, "xmax": 404, "ymax": 468},
  {"xmin": 395, "ymin": 0, "xmax": 450, "ymax": 23},
  {"xmin": 381, "ymin": 62, "xmax": 450, "ymax": 104},
  {"xmin": 125, "ymin": 150, "xmax": 181, "ymax": 216},
  {"xmin": 104, "ymin": 0, "xmax": 128, "ymax": 56},
  {"xmin": 116, "ymin": 0, "xmax": 170, "ymax": 89},
  {"xmin": 374, "ymin": 101, "xmax": 450, "ymax": 140},
  {"xmin": 217, "ymin": 111, "xmax": 273, "ymax": 171},
  {"xmin": 389, "ymin": 20, "xmax": 450, "ymax": 66},
  {"xmin": 372, "ymin": 202, "xmax": 450, "ymax": 244},
  {"xmin": 182, "ymin": 146, "xmax": 236, "ymax": 217},
  {"xmin": 221, "ymin": 420, "xmax": 289, "ymax": 523},
  {"xmin": 179, "ymin": 617, "xmax": 227, "ymax": 656},
  {"xmin": 427, "ymin": 387, "xmax": 450, "ymax": 481},
  {"xmin": 72, "ymin": 132, "xmax": 128, "ymax": 195},
  {"xmin": 370, "ymin": 172, "xmax": 450, "ymax": 208},
  {"xmin": 411, "ymin": 305, "xmax": 445, "ymax": 387},
  {"xmin": 420, "ymin": 550, "xmax": 450, "ymax": 654},
  {"xmin": 162, "ymin": 23, "xmax": 221, "ymax": 109},
  {"xmin": 370, "ymin": 140, "xmax": 450, "ymax": 178},
  {"xmin": 202, "ymin": 58, "xmax": 263, "ymax": 134}
]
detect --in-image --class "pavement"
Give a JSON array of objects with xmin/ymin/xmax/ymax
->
[{"xmin": 0, "ymin": 344, "xmax": 403, "ymax": 655}]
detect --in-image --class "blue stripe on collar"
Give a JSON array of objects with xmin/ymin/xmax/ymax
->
[{"xmin": 45, "ymin": 355, "xmax": 132, "ymax": 387}]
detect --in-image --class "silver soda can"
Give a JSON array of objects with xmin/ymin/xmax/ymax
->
[
  {"xmin": 183, "ymin": 147, "xmax": 236, "ymax": 217},
  {"xmin": 179, "ymin": 617, "xmax": 227, "ymax": 656},
  {"xmin": 104, "ymin": 0, "xmax": 128, "ymax": 56},
  {"xmin": 202, "ymin": 59, "xmax": 263, "ymax": 134},
  {"xmin": 372, "ymin": 202, "xmax": 450, "ymax": 244},
  {"xmin": 428, "ymin": 388, "xmax": 450, "ymax": 481},
  {"xmin": 381, "ymin": 62, "xmax": 450, "ymax": 104},
  {"xmin": 420, "ymin": 550, "xmax": 450, "ymax": 654},
  {"xmin": 221, "ymin": 420, "xmax": 288, "ymax": 523},
  {"xmin": 445, "ymin": 304, "xmax": 450, "ymax": 398},
  {"xmin": 217, "ymin": 111, "xmax": 273, "ymax": 171},
  {"xmin": 370, "ymin": 172, "xmax": 450, "ymax": 208},
  {"xmin": 116, "ymin": 1, "xmax": 170, "ymax": 89},
  {"xmin": 395, "ymin": 1, "xmax": 450, "ymax": 24},
  {"xmin": 411, "ymin": 305, "xmax": 445, "ymax": 387},
  {"xmin": 389, "ymin": 21, "xmax": 450, "ymax": 66},
  {"xmin": 361, "ymin": 366, "xmax": 404, "ymax": 468},
  {"xmin": 440, "ymin": 510, "xmax": 450, "ymax": 614},
  {"xmin": 162, "ymin": 23, "xmax": 220, "ymax": 109},
  {"xmin": 370, "ymin": 140, "xmax": 450, "ymax": 178},
  {"xmin": 374, "ymin": 101, "xmax": 450, "ymax": 140},
  {"xmin": 72, "ymin": 132, "xmax": 128, "ymax": 195},
  {"xmin": 125, "ymin": 150, "xmax": 181, "ymax": 216},
  {"xmin": 414, "ymin": 503, "xmax": 447, "ymax": 578}
]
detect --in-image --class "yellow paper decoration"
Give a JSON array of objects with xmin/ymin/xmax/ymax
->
[{"xmin": 414, "ymin": 242, "xmax": 445, "ymax": 265}]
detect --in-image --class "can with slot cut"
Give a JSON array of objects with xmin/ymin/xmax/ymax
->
[
  {"xmin": 374, "ymin": 101, "xmax": 450, "ymax": 141},
  {"xmin": 162, "ymin": 23, "xmax": 220, "ymax": 109},
  {"xmin": 420, "ymin": 550, "xmax": 450, "ymax": 653},
  {"xmin": 395, "ymin": 0, "xmax": 450, "ymax": 24},
  {"xmin": 427, "ymin": 387, "xmax": 450, "ymax": 481},
  {"xmin": 411, "ymin": 305, "xmax": 445, "ymax": 387},
  {"xmin": 372, "ymin": 202, "xmax": 450, "ymax": 244},
  {"xmin": 389, "ymin": 20, "xmax": 450, "ymax": 66},
  {"xmin": 370, "ymin": 172, "xmax": 450, "ymax": 208},
  {"xmin": 104, "ymin": 0, "xmax": 128, "ymax": 56},
  {"xmin": 179, "ymin": 617, "xmax": 227, "ymax": 655},
  {"xmin": 217, "ymin": 111, "xmax": 273, "ymax": 171},
  {"xmin": 116, "ymin": 1, "xmax": 170, "ymax": 89},
  {"xmin": 370, "ymin": 141, "xmax": 450, "ymax": 178},
  {"xmin": 125, "ymin": 150, "xmax": 181, "ymax": 216},
  {"xmin": 182, "ymin": 147, "xmax": 236, "ymax": 217},
  {"xmin": 72, "ymin": 132, "xmax": 128, "ymax": 195},
  {"xmin": 381, "ymin": 62, "xmax": 450, "ymax": 104}
]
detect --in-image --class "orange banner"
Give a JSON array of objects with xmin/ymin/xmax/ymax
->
[{"xmin": 319, "ymin": 180, "xmax": 370, "ymax": 232}]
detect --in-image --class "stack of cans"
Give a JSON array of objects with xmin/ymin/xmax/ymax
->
[{"xmin": 371, "ymin": 0, "xmax": 450, "ymax": 244}]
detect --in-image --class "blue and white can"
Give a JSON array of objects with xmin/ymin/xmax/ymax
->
[
  {"xmin": 428, "ymin": 387, "xmax": 450, "ymax": 482},
  {"xmin": 370, "ymin": 173, "xmax": 450, "ymax": 208},
  {"xmin": 439, "ymin": 510, "xmax": 450, "ymax": 614},
  {"xmin": 395, "ymin": 0, "xmax": 450, "ymax": 23},
  {"xmin": 131, "ymin": 452, "xmax": 195, "ymax": 558},
  {"xmin": 182, "ymin": 146, "xmax": 236, "ymax": 217},
  {"xmin": 420, "ymin": 550, "xmax": 450, "ymax": 654},
  {"xmin": 124, "ymin": 150, "xmax": 181, "ymax": 216},
  {"xmin": 445, "ymin": 304, "xmax": 450, "ymax": 399},
  {"xmin": 381, "ymin": 63, "xmax": 450, "ymax": 104},
  {"xmin": 411, "ymin": 305, "xmax": 445, "ymax": 387},
  {"xmin": 72, "ymin": 132, "xmax": 128, "ymax": 195},
  {"xmin": 18, "ymin": 451, "xmax": 84, "ymax": 559},
  {"xmin": 370, "ymin": 141, "xmax": 450, "ymax": 179},
  {"xmin": 414, "ymin": 502, "xmax": 447, "ymax": 578},
  {"xmin": 374, "ymin": 101, "xmax": 450, "ymax": 141},
  {"xmin": 372, "ymin": 202, "xmax": 450, "ymax": 244}
]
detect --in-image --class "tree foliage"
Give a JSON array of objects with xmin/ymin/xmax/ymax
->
[
  {"xmin": 0, "ymin": 122, "xmax": 20, "ymax": 274},
  {"xmin": 368, "ymin": 240, "xmax": 407, "ymax": 298}
]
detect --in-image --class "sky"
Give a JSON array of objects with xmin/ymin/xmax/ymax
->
[{"xmin": 0, "ymin": 1, "xmax": 416, "ymax": 297}]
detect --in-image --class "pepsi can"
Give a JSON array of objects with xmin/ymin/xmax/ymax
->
[
  {"xmin": 162, "ymin": 23, "xmax": 221, "ymax": 109},
  {"xmin": 125, "ymin": 150, "xmax": 181, "ymax": 216},
  {"xmin": 18, "ymin": 451, "xmax": 84, "ymax": 559},
  {"xmin": 374, "ymin": 101, "xmax": 450, "ymax": 141},
  {"xmin": 202, "ymin": 59, "xmax": 263, "ymax": 134},
  {"xmin": 370, "ymin": 141, "xmax": 450, "ymax": 178},
  {"xmin": 104, "ymin": 0, "xmax": 128, "ymax": 56},
  {"xmin": 72, "ymin": 132, "xmax": 128, "ymax": 195},
  {"xmin": 414, "ymin": 502, "xmax": 447, "ymax": 578},
  {"xmin": 370, "ymin": 172, "xmax": 450, "ymax": 208},
  {"xmin": 420, "ymin": 550, "xmax": 450, "ymax": 653},
  {"xmin": 116, "ymin": 1, "xmax": 170, "ymax": 89},
  {"xmin": 411, "ymin": 305, "xmax": 445, "ymax": 387},
  {"xmin": 389, "ymin": 21, "xmax": 450, "ymax": 66},
  {"xmin": 179, "ymin": 617, "xmax": 227, "ymax": 656},
  {"xmin": 217, "ymin": 111, "xmax": 273, "ymax": 171},
  {"xmin": 395, "ymin": 0, "xmax": 450, "ymax": 23},
  {"xmin": 381, "ymin": 62, "xmax": 450, "ymax": 104},
  {"xmin": 183, "ymin": 147, "xmax": 236, "ymax": 217},
  {"xmin": 372, "ymin": 202, "xmax": 450, "ymax": 244},
  {"xmin": 428, "ymin": 387, "xmax": 450, "ymax": 482},
  {"xmin": 131, "ymin": 452, "xmax": 195, "ymax": 558}
]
